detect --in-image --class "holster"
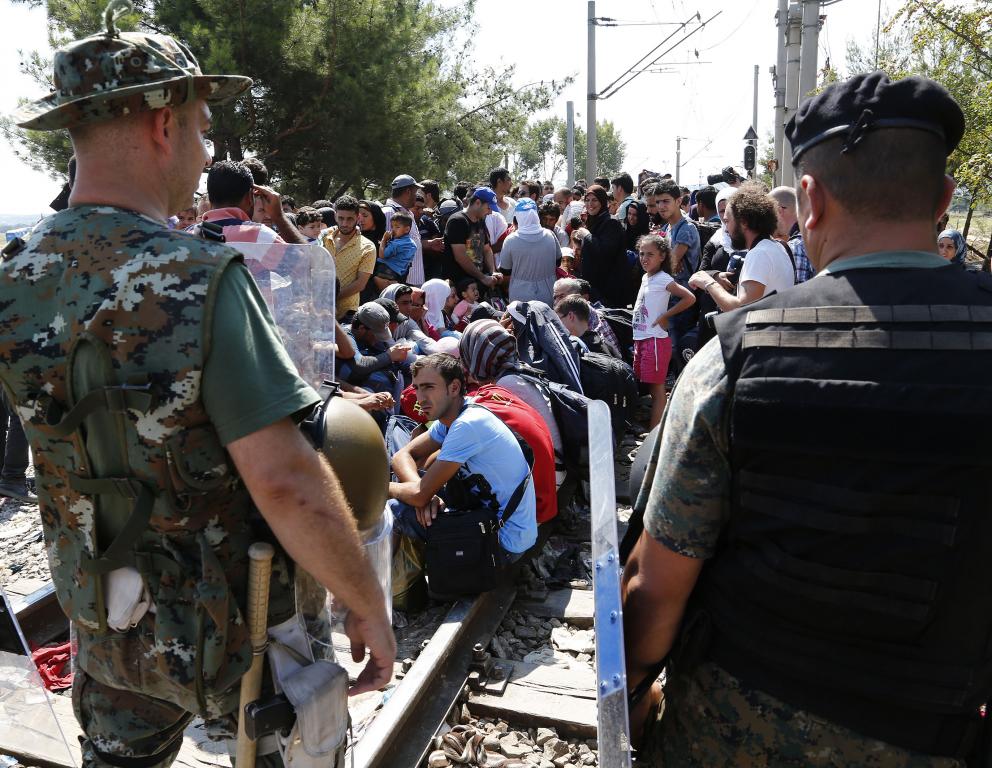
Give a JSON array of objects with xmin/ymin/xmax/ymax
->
[{"xmin": 267, "ymin": 615, "xmax": 349, "ymax": 767}]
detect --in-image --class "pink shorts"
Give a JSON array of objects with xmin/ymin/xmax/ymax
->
[{"xmin": 633, "ymin": 336, "xmax": 672, "ymax": 385}]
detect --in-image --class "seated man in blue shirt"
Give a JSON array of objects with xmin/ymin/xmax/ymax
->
[
  {"xmin": 388, "ymin": 353, "xmax": 537, "ymax": 564},
  {"xmin": 374, "ymin": 211, "xmax": 417, "ymax": 290}
]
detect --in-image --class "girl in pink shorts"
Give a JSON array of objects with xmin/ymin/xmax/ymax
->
[{"xmin": 632, "ymin": 234, "xmax": 696, "ymax": 428}]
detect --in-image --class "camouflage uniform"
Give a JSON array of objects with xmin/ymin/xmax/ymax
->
[
  {"xmin": 636, "ymin": 253, "xmax": 965, "ymax": 767},
  {"xmin": 3, "ymin": 7, "xmax": 313, "ymax": 767}
]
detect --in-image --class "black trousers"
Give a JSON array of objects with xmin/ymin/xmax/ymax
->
[{"xmin": 0, "ymin": 392, "xmax": 29, "ymax": 482}]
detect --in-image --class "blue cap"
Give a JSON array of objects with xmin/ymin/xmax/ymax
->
[
  {"xmin": 471, "ymin": 187, "xmax": 501, "ymax": 213},
  {"xmin": 514, "ymin": 198, "xmax": 538, "ymax": 214}
]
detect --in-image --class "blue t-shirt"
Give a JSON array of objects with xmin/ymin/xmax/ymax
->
[
  {"xmin": 379, "ymin": 234, "xmax": 416, "ymax": 276},
  {"xmin": 668, "ymin": 216, "xmax": 701, "ymax": 281},
  {"xmin": 428, "ymin": 405, "xmax": 537, "ymax": 553}
]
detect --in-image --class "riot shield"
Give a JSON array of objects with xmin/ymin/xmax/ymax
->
[
  {"xmin": 228, "ymin": 242, "xmax": 337, "ymax": 387},
  {"xmin": 0, "ymin": 585, "xmax": 77, "ymax": 767},
  {"xmin": 588, "ymin": 400, "xmax": 632, "ymax": 767}
]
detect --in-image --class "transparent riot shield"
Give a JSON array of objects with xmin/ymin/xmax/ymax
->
[
  {"xmin": 0, "ymin": 585, "xmax": 77, "ymax": 767},
  {"xmin": 588, "ymin": 400, "xmax": 632, "ymax": 767},
  {"xmin": 229, "ymin": 242, "xmax": 337, "ymax": 388},
  {"xmin": 228, "ymin": 242, "xmax": 340, "ymax": 656}
]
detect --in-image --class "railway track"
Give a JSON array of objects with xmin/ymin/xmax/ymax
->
[
  {"xmin": 3, "ymin": 570, "xmax": 601, "ymax": 768},
  {"xmin": 1, "ymin": 407, "xmax": 638, "ymax": 768}
]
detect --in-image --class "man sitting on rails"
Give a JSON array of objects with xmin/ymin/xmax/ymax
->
[{"xmin": 388, "ymin": 353, "xmax": 537, "ymax": 571}]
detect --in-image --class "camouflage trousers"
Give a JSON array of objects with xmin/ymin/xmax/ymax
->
[
  {"xmin": 72, "ymin": 668, "xmax": 286, "ymax": 768},
  {"xmin": 640, "ymin": 662, "xmax": 964, "ymax": 768}
]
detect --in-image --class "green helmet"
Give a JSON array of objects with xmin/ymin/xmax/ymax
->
[
  {"xmin": 301, "ymin": 384, "xmax": 388, "ymax": 532},
  {"xmin": 13, "ymin": 0, "xmax": 251, "ymax": 131}
]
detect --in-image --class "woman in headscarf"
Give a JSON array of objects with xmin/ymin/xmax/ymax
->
[
  {"xmin": 357, "ymin": 200, "xmax": 389, "ymax": 304},
  {"xmin": 937, "ymin": 229, "xmax": 967, "ymax": 266},
  {"xmin": 498, "ymin": 198, "xmax": 562, "ymax": 305},
  {"xmin": 460, "ymin": 320, "xmax": 564, "ymax": 485},
  {"xmin": 358, "ymin": 200, "xmax": 387, "ymax": 255},
  {"xmin": 579, "ymin": 185, "xmax": 627, "ymax": 307}
]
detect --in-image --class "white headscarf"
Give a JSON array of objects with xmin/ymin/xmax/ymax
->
[
  {"xmin": 422, "ymin": 278, "xmax": 451, "ymax": 330},
  {"xmin": 715, "ymin": 186, "xmax": 739, "ymax": 252},
  {"xmin": 513, "ymin": 198, "xmax": 543, "ymax": 236}
]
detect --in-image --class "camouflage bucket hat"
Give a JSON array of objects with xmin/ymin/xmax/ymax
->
[{"xmin": 13, "ymin": 0, "xmax": 252, "ymax": 132}]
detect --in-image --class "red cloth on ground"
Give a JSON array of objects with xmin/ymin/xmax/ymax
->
[{"xmin": 31, "ymin": 642, "xmax": 73, "ymax": 690}]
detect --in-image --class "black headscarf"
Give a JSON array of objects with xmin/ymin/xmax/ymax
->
[{"xmin": 359, "ymin": 200, "xmax": 387, "ymax": 254}]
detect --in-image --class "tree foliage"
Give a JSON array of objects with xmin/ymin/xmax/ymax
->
[
  {"xmin": 838, "ymin": 0, "xmax": 992, "ymax": 207},
  {"xmin": 509, "ymin": 116, "xmax": 626, "ymax": 183},
  {"xmin": 3, "ymin": 0, "xmax": 570, "ymax": 201}
]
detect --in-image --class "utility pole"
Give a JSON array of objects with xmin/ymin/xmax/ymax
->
[
  {"xmin": 773, "ymin": 0, "xmax": 788, "ymax": 186},
  {"xmin": 586, "ymin": 0, "xmax": 598, "ymax": 183},
  {"xmin": 752, "ymin": 64, "xmax": 759, "ymax": 138},
  {"xmin": 675, "ymin": 136, "xmax": 682, "ymax": 185},
  {"xmin": 799, "ymin": 0, "xmax": 820, "ymax": 107},
  {"xmin": 782, "ymin": 2, "xmax": 802, "ymax": 188},
  {"xmin": 566, "ymin": 101, "xmax": 576, "ymax": 187}
]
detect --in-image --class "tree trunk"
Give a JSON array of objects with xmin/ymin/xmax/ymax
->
[
  {"xmin": 985, "ymin": 232, "xmax": 992, "ymax": 273},
  {"xmin": 962, "ymin": 201, "xmax": 976, "ymax": 239},
  {"xmin": 230, "ymin": 136, "xmax": 244, "ymax": 161}
]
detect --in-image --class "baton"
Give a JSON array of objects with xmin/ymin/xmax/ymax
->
[{"xmin": 236, "ymin": 542, "xmax": 275, "ymax": 768}]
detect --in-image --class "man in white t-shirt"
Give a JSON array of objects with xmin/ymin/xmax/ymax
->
[
  {"xmin": 688, "ymin": 183, "xmax": 795, "ymax": 311},
  {"xmin": 490, "ymin": 167, "xmax": 517, "ymax": 226}
]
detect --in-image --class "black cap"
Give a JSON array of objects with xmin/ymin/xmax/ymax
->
[
  {"xmin": 786, "ymin": 71, "xmax": 965, "ymax": 165},
  {"xmin": 374, "ymin": 297, "xmax": 408, "ymax": 324}
]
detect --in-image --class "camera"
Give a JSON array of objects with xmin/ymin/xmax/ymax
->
[{"xmin": 705, "ymin": 166, "xmax": 746, "ymax": 186}]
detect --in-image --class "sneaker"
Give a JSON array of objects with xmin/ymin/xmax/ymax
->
[{"xmin": 0, "ymin": 481, "xmax": 37, "ymax": 503}]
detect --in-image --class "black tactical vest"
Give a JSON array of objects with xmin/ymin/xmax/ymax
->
[{"xmin": 703, "ymin": 261, "xmax": 992, "ymax": 758}]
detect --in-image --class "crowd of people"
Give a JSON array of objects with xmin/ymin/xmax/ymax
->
[
  {"xmin": 3, "ymin": 6, "xmax": 990, "ymax": 764},
  {"xmin": 155, "ymin": 137, "xmax": 985, "ymax": 601}
]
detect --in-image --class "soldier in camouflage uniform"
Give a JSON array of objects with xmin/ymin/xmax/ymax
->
[
  {"xmin": 1, "ymin": 3, "xmax": 395, "ymax": 766},
  {"xmin": 622, "ymin": 74, "xmax": 992, "ymax": 767}
]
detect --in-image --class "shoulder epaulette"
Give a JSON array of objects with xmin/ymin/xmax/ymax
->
[{"xmin": 199, "ymin": 221, "xmax": 226, "ymax": 243}]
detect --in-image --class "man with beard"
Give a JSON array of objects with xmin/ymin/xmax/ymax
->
[{"xmin": 687, "ymin": 183, "xmax": 794, "ymax": 311}]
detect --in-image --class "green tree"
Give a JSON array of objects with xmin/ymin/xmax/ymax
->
[{"xmin": 3, "ymin": 0, "xmax": 567, "ymax": 202}]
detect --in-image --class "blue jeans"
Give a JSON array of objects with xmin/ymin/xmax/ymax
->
[{"xmin": 388, "ymin": 499, "xmax": 524, "ymax": 565}]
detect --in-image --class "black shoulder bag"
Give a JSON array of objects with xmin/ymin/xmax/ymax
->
[{"xmin": 424, "ymin": 405, "xmax": 533, "ymax": 597}]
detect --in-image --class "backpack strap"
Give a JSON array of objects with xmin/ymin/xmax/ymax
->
[{"xmin": 463, "ymin": 402, "xmax": 533, "ymax": 529}]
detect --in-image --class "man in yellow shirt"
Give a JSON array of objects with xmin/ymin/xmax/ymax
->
[{"xmin": 321, "ymin": 195, "xmax": 377, "ymax": 320}]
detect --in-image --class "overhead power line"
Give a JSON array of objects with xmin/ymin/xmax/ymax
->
[
  {"xmin": 599, "ymin": 11, "xmax": 723, "ymax": 100},
  {"xmin": 596, "ymin": 11, "xmax": 703, "ymax": 97}
]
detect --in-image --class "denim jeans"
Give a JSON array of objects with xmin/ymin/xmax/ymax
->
[{"xmin": 0, "ymin": 391, "xmax": 29, "ymax": 482}]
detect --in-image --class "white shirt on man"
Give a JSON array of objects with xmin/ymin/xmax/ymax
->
[{"xmin": 739, "ymin": 238, "xmax": 795, "ymax": 296}]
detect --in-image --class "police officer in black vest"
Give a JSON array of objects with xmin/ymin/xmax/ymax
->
[{"xmin": 622, "ymin": 72, "xmax": 992, "ymax": 767}]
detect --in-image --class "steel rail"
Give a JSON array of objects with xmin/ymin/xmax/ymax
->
[{"xmin": 352, "ymin": 586, "xmax": 516, "ymax": 768}]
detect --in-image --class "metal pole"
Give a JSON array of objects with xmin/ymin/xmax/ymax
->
[
  {"xmin": 874, "ymin": 0, "xmax": 882, "ymax": 68},
  {"xmin": 782, "ymin": 2, "xmax": 802, "ymax": 188},
  {"xmin": 773, "ymin": 0, "xmax": 788, "ymax": 186},
  {"xmin": 799, "ymin": 0, "xmax": 820, "ymax": 106},
  {"xmin": 566, "ymin": 101, "xmax": 576, "ymax": 187},
  {"xmin": 586, "ymin": 0, "xmax": 598, "ymax": 182},
  {"xmin": 753, "ymin": 64, "xmax": 759, "ymax": 138},
  {"xmin": 675, "ymin": 136, "xmax": 681, "ymax": 185}
]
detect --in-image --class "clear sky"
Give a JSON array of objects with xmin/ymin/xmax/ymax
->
[{"xmin": 0, "ymin": 0, "xmax": 913, "ymax": 216}]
